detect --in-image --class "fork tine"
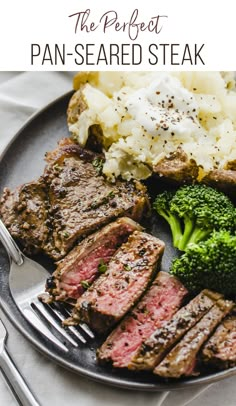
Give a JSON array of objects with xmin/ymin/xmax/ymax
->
[
  {"xmin": 48, "ymin": 304, "xmax": 86, "ymax": 344},
  {"xmin": 60, "ymin": 306, "xmax": 74, "ymax": 317},
  {"xmin": 22, "ymin": 307, "xmax": 68, "ymax": 352},
  {"xmin": 31, "ymin": 300, "xmax": 79, "ymax": 347},
  {"xmin": 0, "ymin": 216, "xmax": 91, "ymax": 348},
  {"xmin": 79, "ymin": 323, "xmax": 95, "ymax": 339},
  {"xmin": 59, "ymin": 306, "xmax": 95, "ymax": 339},
  {"xmin": 67, "ymin": 325, "xmax": 87, "ymax": 344}
]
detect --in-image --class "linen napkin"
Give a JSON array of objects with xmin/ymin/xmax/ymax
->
[{"xmin": 0, "ymin": 71, "xmax": 230, "ymax": 406}]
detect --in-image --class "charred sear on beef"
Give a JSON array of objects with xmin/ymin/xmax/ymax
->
[
  {"xmin": 154, "ymin": 298, "xmax": 234, "ymax": 378},
  {"xmin": 66, "ymin": 232, "xmax": 165, "ymax": 334},
  {"xmin": 201, "ymin": 310, "xmax": 236, "ymax": 370},
  {"xmin": 97, "ymin": 271, "xmax": 188, "ymax": 368},
  {"xmin": 0, "ymin": 139, "xmax": 149, "ymax": 260},
  {"xmin": 130, "ymin": 290, "xmax": 223, "ymax": 371},
  {"xmin": 0, "ymin": 180, "xmax": 49, "ymax": 255},
  {"xmin": 46, "ymin": 217, "xmax": 142, "ymax": 302}
]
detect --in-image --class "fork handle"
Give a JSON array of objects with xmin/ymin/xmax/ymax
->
[
  {"xmin": 0, "ymin": 219, "xmax": 23, "ymax": 265},
  {"xmin": 0, "ymin": 346, "xmax": 40, "ymax": 406}
]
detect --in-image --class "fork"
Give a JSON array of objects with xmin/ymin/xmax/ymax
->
[
  {"xmin": 0, "ymin": 316, "xmax": 40, "ymax": 406},
  {"xmin": 0, "ymin": 219, "xmax": 94, "ymax": 351}
]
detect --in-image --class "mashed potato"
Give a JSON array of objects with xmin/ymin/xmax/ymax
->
[{"xmin": 69, "ymin": 72, "xmax": 236, "ymax": 181}]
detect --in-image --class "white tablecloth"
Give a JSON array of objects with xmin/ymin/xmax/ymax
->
[{"xmin": 0, "ymin": 71, "xmax": 235, "ymax": 406}]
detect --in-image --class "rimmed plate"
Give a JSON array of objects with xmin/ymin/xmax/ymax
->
[{"xmin": 0, "ymin": 91, "xmax": 235, "ymax": 391}]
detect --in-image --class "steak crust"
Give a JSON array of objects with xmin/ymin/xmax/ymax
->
[
  {"xmin": 0, "ymin": 180, "xmax": 49, "ymax": 255},
  {"xmin": 0, "ymin": 139, "xmax": 149, "ymax": 260},
  {"xmin": 154, "ymin": 298, "xmax": 234, "ymax": 378},
  {"xmin": 201, "ymin": 310, "xmax": 236, "ymax": 370}
]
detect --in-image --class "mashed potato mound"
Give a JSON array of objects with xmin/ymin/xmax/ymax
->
[{"xmin": 69, "ymin": 72, "xmax": 236, "ymax": 181}]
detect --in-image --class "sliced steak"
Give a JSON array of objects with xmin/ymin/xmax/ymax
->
[
  {"xmin": 130, "ymin": 290, "xmax": 222, "ymax": 371},
  {"xmin": 0, "ymin": 139, "xmax": 149, "ymax": 260},
  {"xmin": 46, "ymin": 217, "xmax": 142, "ymax": 302},
  {"xmin": 154, "ymin": 298, "xmax": 234, "ymax": 378},
  {"xmin": 67, "ymin": 231, "xmax": 165, "ymax": 334},
  {"xmin": 201, "ymin": 310, "xmax": 236, "ymax": 369},
  {"xmin": 97, "ymin": 272, "xmax": 188, "ymax": 368}
]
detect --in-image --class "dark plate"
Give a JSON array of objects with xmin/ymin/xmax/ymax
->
[{"xmin": 0, "ymin": 92, "xmax": 235, "ymax": 391}]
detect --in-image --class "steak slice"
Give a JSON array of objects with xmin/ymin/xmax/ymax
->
[
  {"xmin": 97, "ymin": 272, "xmax": 188, "ymax": 368},
  {"xmin": 154, "ymin": 298, "xmax": 234, "ymax": 378},
  {"xmin": 0, "ymin": 139, "xmax": 149, "ymax": 260},
  {"xmin": 68, "ymin": 231, "xmax": 165, "ymax": 334},
  {"xmin": 0, "ymin": 180, "xmax": 49, "ymax": 255},
  {"xmin": 46, "ymin": 217, "xmax": 142, "ymax": 302},
  {"xmin": 201, "ymin": 310, "xmax": 236, "ymax": 369},
  {"xmin": 130, "ymin": 289, "xmax": 222, "ymax": 371}
]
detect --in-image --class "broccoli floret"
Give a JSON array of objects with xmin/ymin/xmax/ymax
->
[
  {"xmin": 153, "ymin": 191, "xmax": 183, "ymax": 248},
  {"xmin": 171, "ymin": 184, "xmax": 235, "ymax": 250},
  {"xmin": 153, "ymin": 185, "xmax": 235, "ymax": 251},
  {"xmin": 170, "ymin": 231, "xmax": 236, "ymax": 297}
]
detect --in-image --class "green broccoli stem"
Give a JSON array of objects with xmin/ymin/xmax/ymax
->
[
  {"xmin": 178, "ymin": 216, "xmax": 195, "ymax": 251},
  {"xmin": 186, "ymin": 226, "xmax": 212, "ymax": 247},
  {"xmin": 159, "ymin": 209, "xmax": 183, "ymax": 248}
]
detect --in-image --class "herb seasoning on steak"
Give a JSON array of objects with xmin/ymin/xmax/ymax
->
[
  {"xmin": 97, "ymin": 271, "xmax": 188, "ymax": 368},
  {"xmin": 201, "ymin": 310, "xmax": 236, "ymax": 370},
  {"xmin": 46, "ymin": 217, "xmax": 142, "ymax": 302},
  {"xmin": 154, "ymin": 298, "xmax": 234, "ymax": 378},
  {"xmin": 67, "ymin": 231, "xmax": 165, "ymax": 334},
  {"xmin": 0, "ymin": 139, "xmax": 149, "ymax": 260},
  {"xmin": 130, "ymin": 290, "xmax": 223, "ymax": 371}
]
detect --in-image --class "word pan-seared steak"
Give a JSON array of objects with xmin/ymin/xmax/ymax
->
[
  {"xmin": 68, "ymin": 231, "xmax": 165, "ymax": 334},
  {"xmin": 202, "ymin": 310, "xmax": 236, "ymax": 370},
  {"xmin": 154, "ymin": 298, "xmax": 234, "ymax": 378},
  {"xmin": 130, "ymin": 290, "xmax": 223, "ymax": 371},
  {"xmin": 46, "ymin": 217, "xmax": 142, "ymax": 301},
  {"xmin": 97, "ymin": 271, "xmax": 188, "ymax": 368},
  {"xmin": 0, "ymin": 139, "xmax": 149, "ymax": 260}
]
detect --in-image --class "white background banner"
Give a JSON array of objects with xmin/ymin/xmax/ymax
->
[{"xmin": 0, "ymin": 0, "xmax": 234, "ymax": 70}]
